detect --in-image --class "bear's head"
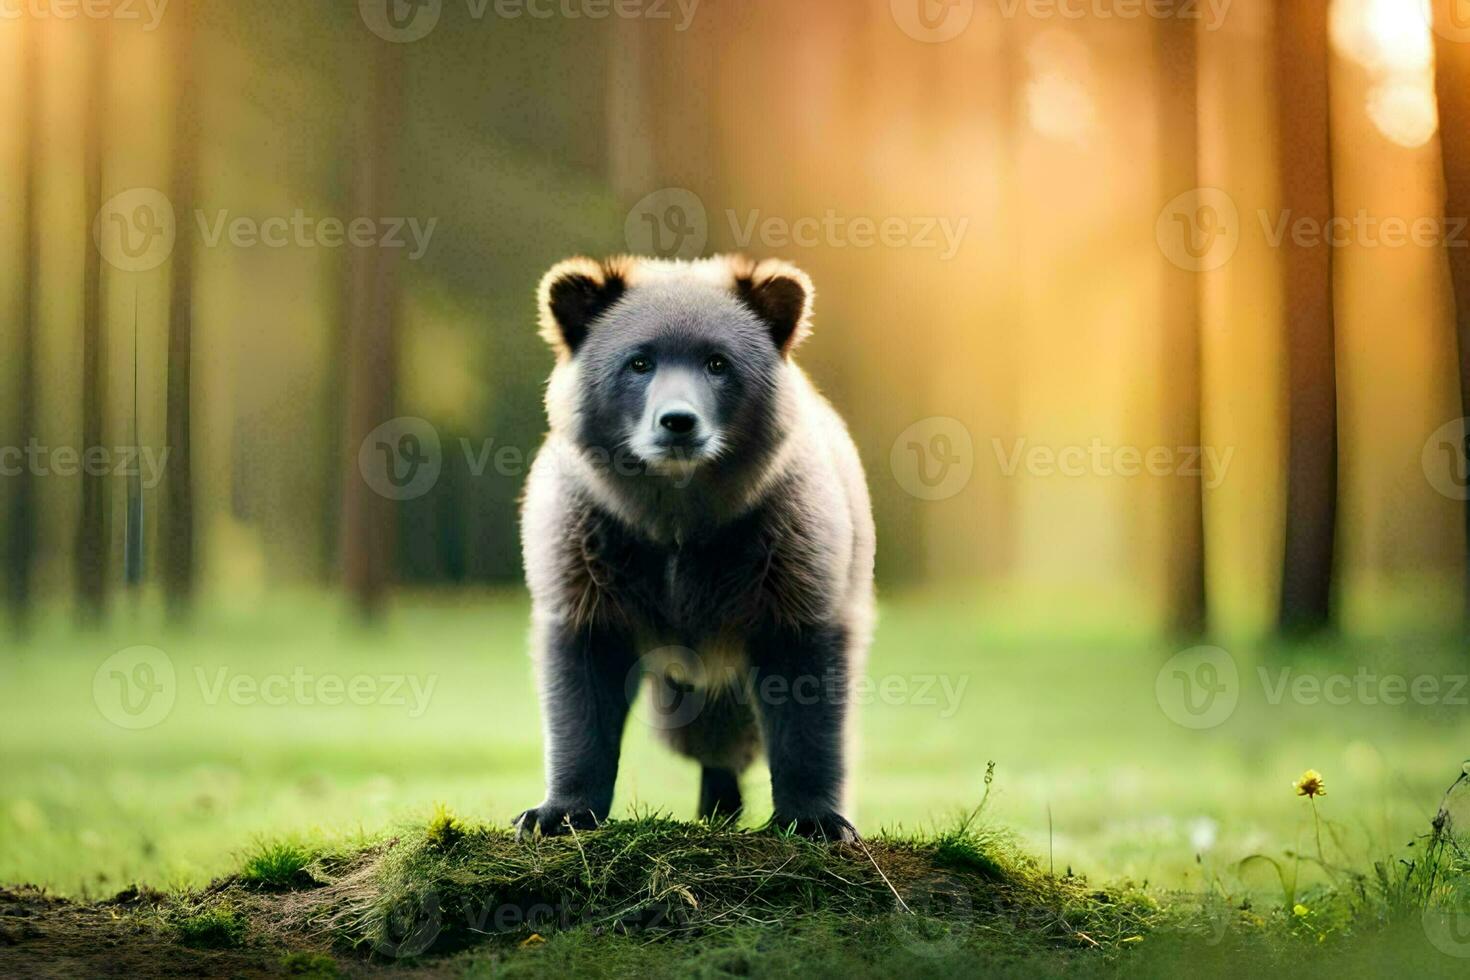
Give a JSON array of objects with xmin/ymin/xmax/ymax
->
[{"xmin": 537, "ymin": 255, "xmax": 814, "ymax": 481}]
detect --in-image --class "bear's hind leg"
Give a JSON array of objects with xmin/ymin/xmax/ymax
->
[
  {"xmin": 648, "ymin": 676, "xmax": 759, "ymax": 821},
  {"xmin": 698, "ymin": 767, "xmax": 742, "ymax": 821}
]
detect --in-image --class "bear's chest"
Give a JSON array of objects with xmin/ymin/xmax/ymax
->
[
  {"xmin": 572, "ymin": 504, "xmax": 799, "ymax": 638},
  {"xmin": 639, "ymin": 531, "xmax": 770, "ymax": 633}
]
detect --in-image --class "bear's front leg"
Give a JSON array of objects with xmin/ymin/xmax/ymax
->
[
  {"xmin": 515, "ymin": 622, "xmax": 636, "ymax": 839},
  {"xmin": 750, "ymin": 623, "xmax": 858, "ymax": 843}
]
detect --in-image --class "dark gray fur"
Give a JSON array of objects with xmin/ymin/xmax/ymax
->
[{"xmin": 517, "ymin": 257, "xmax": 875, "ymax": 842}]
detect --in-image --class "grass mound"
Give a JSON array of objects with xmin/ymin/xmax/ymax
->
[
  {"xmin": 296, "ymin": 816, "xmax": 1158, "ymax": 959},
  {"xmin": 11, "ymin": 817, "xmax": 1165, "ymax": 977},
  {"xmin": 7, "ymin": 798, "xmax": 1470, "ymax": 978}
]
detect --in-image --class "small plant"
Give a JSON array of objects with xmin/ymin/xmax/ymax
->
[
  {"xmin": 425, "ymin": 802, "xmax": 465, "ymax": 851},
  {"xmin": 176, "ymin": 904, "xmax": 248, "ymax": 948},
  {"xmin": 1239, "ymin": 767, "xmax": 1342, "ymax": 911},
  {"xmin": 1293, "ymin": 769, "xmax": 1339, "ymax": 885},
  {"xmin": 240, "ymin": 838, "xmax": 317, "ymax": 890},
  {"xmin": 1388, "ymin": 763, "xmax": 1470, "ymax": 914}
]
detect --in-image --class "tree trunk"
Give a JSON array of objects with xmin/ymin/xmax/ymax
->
[
  {"xmin": 1276, "ymin": 0, "xmax": 1338, "ymax": 637},
  {"xmin": 6, "ymin": 19, "xmax": 41, "ymax": 635},
  {"xmin": 1432, "ymin": 0, "xmax": 1470, "ymax": 620},
  {"xmin": 340, "ymin": 41, "xmax": 404, "ymax": 619},
  {"xmin": 76, "ymin": 20, "xmax": 109, "ymax": 623},
  {"xmin": 1156, "ymin": 9, "xmax": 1208, "ymax": 637},
  {"xmin": 125, "ymin": 295, "xmax": 144, "ymax": 588},
  {"xmin": 164, "ymin": 3, "xmax": 198, "ymax": 616}
]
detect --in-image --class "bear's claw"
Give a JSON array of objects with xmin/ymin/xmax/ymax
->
[
  {"xmin": 513, "ymin": 803, "xmax": 601, "ymax": 840},
  {"xmin": 770, "ymin": 812, "xmax": 859, "ymax": 843}
]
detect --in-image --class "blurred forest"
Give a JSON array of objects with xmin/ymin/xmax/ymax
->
[{"xmin": 2, "ymin": 0, "xmax": 1469, "ymax": 641}]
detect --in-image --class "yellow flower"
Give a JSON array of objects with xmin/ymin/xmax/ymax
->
[
  {"xmin": 1293, "ymin": 904, "xmax": 1310, "ymax": 918},
  {"xmin": 1293, "ymin": 770, "xmax": 1326, "ymax": 799}
]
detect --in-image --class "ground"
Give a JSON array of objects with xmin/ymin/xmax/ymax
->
[{"xmin": 2, "ymin": 591, "xmax": 1469, "ymax": 975}]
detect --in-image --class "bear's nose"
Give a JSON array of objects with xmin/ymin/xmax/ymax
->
[{"xmin": 658, "ymin": 411, "xmax": 698, "ymax": 436}]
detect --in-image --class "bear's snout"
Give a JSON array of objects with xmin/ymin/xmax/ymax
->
[{"xmin": 658, "ymin": 408, "xmax": 699, "ymax": 437}]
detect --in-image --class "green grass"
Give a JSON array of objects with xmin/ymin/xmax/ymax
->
[
  {"xmin": 239, "ymin": 839, "xmax": 319, "ymax": 890},
  {"xmin": 11, "ymin": 808, "xmax": 1468, "ymax": 978},
  {"xmin": 175, "ymin": 903, "xmax": 249, "ymax": 948},
  {"xmin": 2, "ymin": 590, "xmax": 1466, "ymax": 899},
  {"xmin": 3, "ymin": 590, "xmax": 1470, "ymax": 972}
]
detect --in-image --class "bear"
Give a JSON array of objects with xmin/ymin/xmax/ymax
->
[{"xmin": 514, "ymin": 254, "xmax": 875, "ymax": 842}]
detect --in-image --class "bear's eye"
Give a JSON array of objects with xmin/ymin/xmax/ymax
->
[
  {"xmin": 628, "ymin": 356, "xmax": 653, "ymax": 374},
  {"xmin": 705, "ymin": 355, "xmax": 728, "ymax": 376}
]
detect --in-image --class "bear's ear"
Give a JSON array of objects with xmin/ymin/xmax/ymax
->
[
  {"xmin": 537, "ymin": 257, "xmax": 628, "ymax": 358},
  {"xmin": 730, "ymin": 258, "xmax": 814, "ymax": 356}
]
